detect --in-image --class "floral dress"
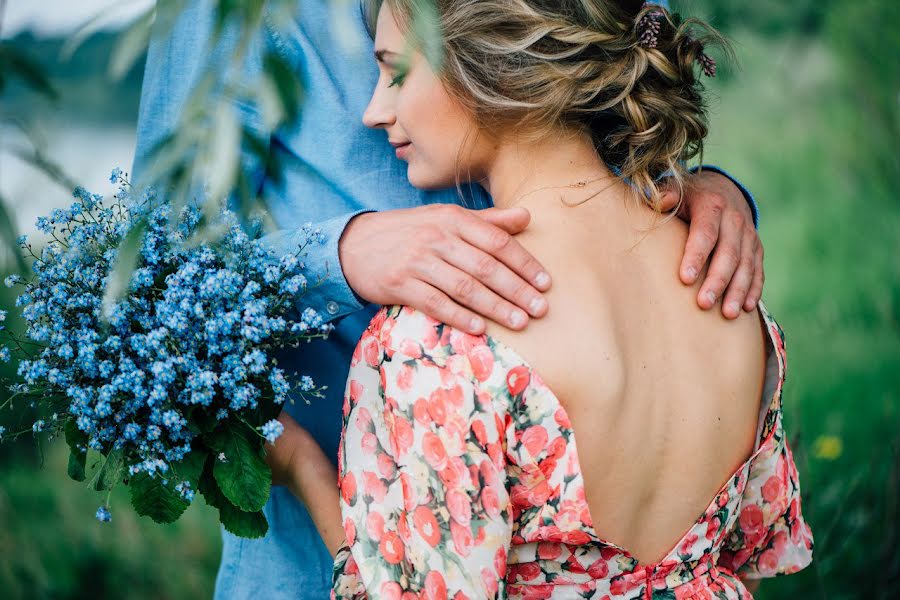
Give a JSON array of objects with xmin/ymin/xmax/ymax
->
[{"xmin": 331, "ymin": 302, "xmax": 813, "ymax": 599}]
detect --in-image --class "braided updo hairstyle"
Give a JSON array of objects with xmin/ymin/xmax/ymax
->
[{"xmin": 363, "ymin": 0, "xmax": 728, "ymax": 210}]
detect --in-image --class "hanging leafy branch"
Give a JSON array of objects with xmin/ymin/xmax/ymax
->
[{"xmin": 0, "ymin": 0, "xmax": 444, "ymax": 303}]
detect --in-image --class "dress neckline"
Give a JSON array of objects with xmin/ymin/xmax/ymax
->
[{"xmin": 476, "ymin": 300, "xmax": 785, "ymax": 566}]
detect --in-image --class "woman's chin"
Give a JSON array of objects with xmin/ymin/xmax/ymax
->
[{"xmin": 406, "ymin": 166, "xmax": 454, "ymax": 191}]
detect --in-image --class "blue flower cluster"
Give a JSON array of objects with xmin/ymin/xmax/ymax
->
[
  {"xmin": 3, "ymin": 174, "xmax": 332, "ymax": 520},
  {"xmin": 261, "ymin": 419, "xmax": 284, "ymax": 444}
]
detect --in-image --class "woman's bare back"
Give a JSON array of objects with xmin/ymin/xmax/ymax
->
[{"xmin": 481, "ymin": 192, "xmax": 768, "ymax": 564}]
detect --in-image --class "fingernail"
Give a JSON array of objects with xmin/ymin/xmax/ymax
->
[
  {"xmin": 706, "ymin": 291, "xmax": 717, "ymax": 305},
  {"xmin": 534, "ymin": 272, "xmax": 550, "ymax": 288},
  {"xmin": 509, "ymin": 310, "xmax": 527, "ymax": 328},
  {"xmin": 528, "ymin": 296, "xmax": 547, "ymax": 316},
  {"xmin": 728, "ymin": 301, "xmax": 740, "ymax": 315},
  {"xmin": 685, "ymin": 266, "xmax": 698, "ymax": 281},
  {"xmin": 469, "ymin": 317, "xmax": 484, "ymax": 332}
]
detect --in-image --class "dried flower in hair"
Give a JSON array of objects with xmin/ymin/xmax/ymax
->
[
  {"xmin": 637, "ymin": 3, "xmax": 664, "ymax": 49},
  {"xmin": 698, "ymin": 50, "xmax": 717, "ymax": 77}
]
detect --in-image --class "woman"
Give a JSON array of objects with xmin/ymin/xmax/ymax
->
[{"xmin": 267, "ymin": 1, "xmax": 813, "ymax": 597}]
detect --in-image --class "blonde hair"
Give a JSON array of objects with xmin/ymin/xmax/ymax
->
[{"xmin": 363, "ymin": 0, "xmax": 728, "ymax": 211}]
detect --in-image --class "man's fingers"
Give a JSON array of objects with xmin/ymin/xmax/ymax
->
[
  {"xmin": 697, "ymin": 211, "xmax": 743, "ymax": 310},
  {"xmin": 441, "ymin": 238, "xmax": 548, "ymax": 319},
  {"xmin": 406, "ymin": 279, "xmax": 487, "ymax": 335},
  {"xmin": 459, "ymin": 210, "xmax": 552, "ymax": 292},
  {"xmin": 656, "ymin": 187, "xmax": 682, "ymax": 213},
  {"xmin": 471, "ymin": 206, "xmax": 531, "ymax": 234},
  {"xmin": 720, "ymin": 231, "xmax": 757, "ymax": 319},
  {"xmin": 680, "ymin": 201, "xmax": 722, "ymax": 285},
  {"xmin": 416, "ymin": 254, "xmax": 532, "ymax": 331},
  {"xmin": 745, "ymin": 244, "xmax": 764, "ymax": 312}
]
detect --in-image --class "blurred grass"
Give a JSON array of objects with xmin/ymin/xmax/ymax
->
[
  {"xmin": 696, "ymin": 5, "xmax": 900, "ymax": 596},
  {"xmin": 1, "ymin": 1, "xmax": 898, "ymax": 599}
]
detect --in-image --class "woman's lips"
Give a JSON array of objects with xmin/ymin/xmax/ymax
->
[{"xmin": 394, "ymin": 142, "xmax": 411, "ymax": 159}]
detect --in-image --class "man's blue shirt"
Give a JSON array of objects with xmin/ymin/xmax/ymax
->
[{"xmin": 132, "ymin": 1, "xmax": 755, "ymax": 597}]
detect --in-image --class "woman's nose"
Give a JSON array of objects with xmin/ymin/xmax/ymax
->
[{"xmin": 362, "ymin": 86, "xmax": 396, "ymax": 129}]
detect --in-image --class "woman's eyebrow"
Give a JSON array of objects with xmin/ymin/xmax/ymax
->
[{"xmin": 374, "ymin": 49, "xmax": 400, "ymax": 64}]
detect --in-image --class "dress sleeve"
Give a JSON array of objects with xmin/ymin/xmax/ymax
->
[
  {"xmin": 332, "ymin": 322, "xmax": 513, "ymax": 599},
  {"xmin": 717, "ymin": 411, "xmax": 814, "ymax": 580}
]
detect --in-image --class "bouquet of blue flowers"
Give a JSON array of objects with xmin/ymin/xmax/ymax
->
[{"xmin": 0, "ymin": 170, "xmax": 332, "ymax": 538}]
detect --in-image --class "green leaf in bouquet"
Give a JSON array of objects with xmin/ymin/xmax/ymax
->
[
  {"xmin": 67, "ymin": 449, "xmax": 87, "ymax": 482},
  {"xmin": 93, "ymin": 447, "xmax": 125, "ymax": 492},
  {"xmin": 198, "ymin": 453, "xmax": 223, "ymax": 507},
  {"xmin": 130, "ymin": 472, "xmax": 190, "ymax": 524},
  {"xmin": 198, "ymin": 453, "xmax": 269, "ymax": 538},
  {"xmin": 64, "ymin": 418, "xmax": 88, "ymax": 482},
  {"xmin": 169, "ymin": 449, "xmax": 208, "ymax": 490},
  {"xmin": 209, "ymin": 425, "xmax": 272, "ymax": 512},
  {"xmin": 219, "ymin": 503, "xmax": 269, "ymax": 539}
]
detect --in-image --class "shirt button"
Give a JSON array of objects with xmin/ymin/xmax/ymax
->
[{"xmin": 326, "ymin": 300, "xmax": 339, "ymax": 315}]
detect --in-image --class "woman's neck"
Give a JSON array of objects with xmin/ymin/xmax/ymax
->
[{"xmin": 478, "ymin": 131, "xmax": 618, "ymax": 210}]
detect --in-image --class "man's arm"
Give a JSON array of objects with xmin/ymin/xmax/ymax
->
[
  {"xmin": 132, "ymin": 3, "xmax": 553, "ymax": 333},
  {"xmin": 132, "ymin": 0, "xmax": 370, "ymax": 324}
]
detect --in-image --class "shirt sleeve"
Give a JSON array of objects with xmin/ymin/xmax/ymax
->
[
  {"xmin": 691, "ymin": 165, "xmax": 760, "ymax": 229},
  {"xmin": 332, "ymin": 312, "xmax": 513, "ymax": 598},
  {"xmin": 717, "ymin": 412, "xmax": 814, "ymax": 580},
  {"xmin": 132, "ymin": 0, "xmax": 370, "ymax": 324}
]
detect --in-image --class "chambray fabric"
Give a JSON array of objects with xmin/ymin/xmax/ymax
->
[
  {"xmin": 133, "ymin": 3, "xmax": 490, "ymax": 597},
  {"xmin": 131, "ymin": 1, "xmax": 754, "ymax": 598}
]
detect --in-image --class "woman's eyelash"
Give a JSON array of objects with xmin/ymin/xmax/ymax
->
[{"xmin": 388, "ymin": 73, "xmax": 406, "ymax": 87}]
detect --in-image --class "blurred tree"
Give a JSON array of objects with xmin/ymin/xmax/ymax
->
[
  {"xmin": 680, "ymin": 0, "xmax": 838, "ymax": 36},
  {"xmin": 825, "ymin": 0, "xmax": 900, "ymax": 190}
]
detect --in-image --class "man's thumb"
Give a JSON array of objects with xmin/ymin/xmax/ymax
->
[{"xmin": 470, "ymin": 206, "xmax": 531, "ymax": 233}]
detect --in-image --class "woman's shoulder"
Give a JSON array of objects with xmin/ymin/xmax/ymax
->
[
  {"xmin": 362, "ymin": 304, "xmax": 531, "ymax": 392},
  {"xmin": 364, "ymin": 304, "xmax": 489, "ymax": 365}
]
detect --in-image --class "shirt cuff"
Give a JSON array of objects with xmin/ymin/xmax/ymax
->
[
  {"xmin": 692, "ymin": 164, "xmax": 760, "ymax": 230},
  {"xmin": 261, "ymin": 209, "xmax": 376, "ymax": 324}
]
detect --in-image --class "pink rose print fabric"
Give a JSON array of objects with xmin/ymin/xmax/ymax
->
[{"xmin": 331, "ymin": 301, "xmax": 813, "ymax": 599}]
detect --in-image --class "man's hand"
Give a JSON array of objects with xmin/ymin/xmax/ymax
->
[
  {"xmin": 660, "ymin": 170, "xmax": 764, "ymax": 320},
  {"xmin": 338, "ymin": 204, "xmax": 552, "ymax": 335}
]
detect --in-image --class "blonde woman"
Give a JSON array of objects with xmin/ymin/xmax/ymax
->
[{"xmin": 266, "ymin": 1, "xmax": 813, "ymax": 598}]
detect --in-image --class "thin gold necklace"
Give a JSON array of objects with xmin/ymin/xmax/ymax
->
[{"xmin": 511, "ymin": 173, "xmax": 612, "ymax": 207}]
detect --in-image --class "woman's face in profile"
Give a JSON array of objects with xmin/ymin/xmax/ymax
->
[{"xmin": 362, "ymin": 3, "xmax": 489, "ymax": 189}]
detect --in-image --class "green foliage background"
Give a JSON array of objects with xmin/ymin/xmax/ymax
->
[{"xmin": 0, "ymin": 1, "xmax": 897, "ymax": 598}]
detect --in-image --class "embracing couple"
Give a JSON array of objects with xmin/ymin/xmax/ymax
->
[{"xmin": 133, "ymin": 0, "xmax": 813, "ymax": 598}]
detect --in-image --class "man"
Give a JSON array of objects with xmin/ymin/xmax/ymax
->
[{"xmin": 132, "ymin": 1, "xmax": 762, "ymax": 597}]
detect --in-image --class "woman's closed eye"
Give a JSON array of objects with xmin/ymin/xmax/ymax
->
[{"xmin": 388, "ymin": 71, "xmax": 406, "ymax": 88}]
